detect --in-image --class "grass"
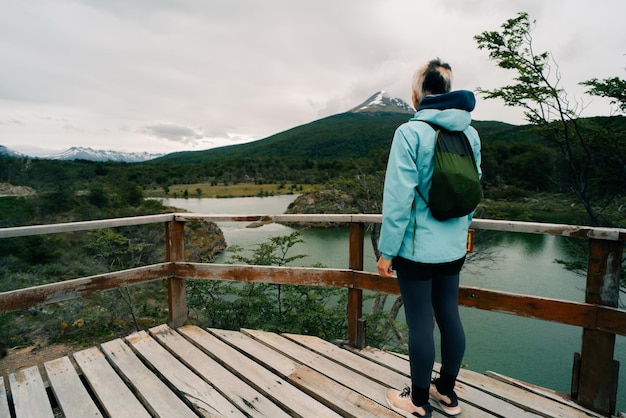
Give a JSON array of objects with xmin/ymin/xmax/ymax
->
[{"xmin": 144, "ymin": 183, "xmax": 324, "ymax": 198}]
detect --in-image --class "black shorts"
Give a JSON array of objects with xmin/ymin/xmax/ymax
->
[{"xmin": 392, "ymin": 256, "xmax": 465, "ymax": 280}]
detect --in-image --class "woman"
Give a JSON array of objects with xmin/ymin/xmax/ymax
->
[{"xmin": 378, "ymin": 58, "xmax": 482, "ymax": 417}]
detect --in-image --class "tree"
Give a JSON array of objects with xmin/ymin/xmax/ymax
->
[
  {"xmin": 228, "ymin": 232, "xmax": 308, "ymax": 267},
  {"xmin": 86, "ymin": 228, "xmax": 155, "ymax": 330},
  {"xmin": 86, "ymin": 229, "xmax": 153, "ymax": 271},
  {"xmin": 581, "ymin": 77, "xmax": 626, "ymax": 114},
  {"xmin": 117, "ymin": 181, "xmax": 144, "ymax": 207},
  {"xmin": 88, "ymin": 184, "xmax": 109, "ymax": 208},
  {"xmin": 474, "ymin": 12, "xmax": 626, "ymax": 226},
  {"xmin": 187, "ymin": 232, "xmax": 348, "ymax": 340}
]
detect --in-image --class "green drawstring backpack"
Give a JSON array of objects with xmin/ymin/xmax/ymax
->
[{"xmin": 416, "ymin": 122, "xmax": 481, "ymax": 221}]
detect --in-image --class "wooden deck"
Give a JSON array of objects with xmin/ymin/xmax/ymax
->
[{"xmin": 0, "ymin": 324, "xmax": 611, "ymax": 418}]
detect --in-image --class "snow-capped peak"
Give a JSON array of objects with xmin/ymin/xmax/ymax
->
[
  {"xmin": 349, "ymin": 91, "xmax": 414, "ymax": 114},
  {"xmin": 47, "ymin": 147, "xmax": 164, "ymax": 162},
  {"xmin": 0, "ymin": 145, "xmax": 27, "ymax": 158}
]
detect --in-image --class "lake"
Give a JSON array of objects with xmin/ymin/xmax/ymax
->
[{"xmin": 158, "ymin": 195, "xmax": 625, "ymax": 411}]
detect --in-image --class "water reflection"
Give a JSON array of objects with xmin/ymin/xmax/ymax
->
[{"xmin": 485, "ymin": 230, "xmax": 548, "ymax": 255}]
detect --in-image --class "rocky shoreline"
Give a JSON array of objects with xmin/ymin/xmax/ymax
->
[
  {"xmin": 0, "ymin": 182, "xmax": 36, "ymax": 197},
  {"xmin": 283, "ymin": 189, "xmax": 360, "ymax": 228}
]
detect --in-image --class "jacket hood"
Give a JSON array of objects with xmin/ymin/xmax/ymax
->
[
  {"xmin": 417, "ymin": 90, "xmax": 476, "ymax": 112},
  {"xmin": 411, "ymin": 90, "xmax": 476, "ymax": 131}
]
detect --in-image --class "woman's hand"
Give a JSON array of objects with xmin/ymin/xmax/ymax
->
[{"xmin": 377, "ymin": 256, "xmax": 394, "ymax": 278}]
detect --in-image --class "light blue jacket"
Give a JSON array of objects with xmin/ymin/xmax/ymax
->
[{"xmin": 378, "ymin": 90, "xmax": 482, "ymax": 264}]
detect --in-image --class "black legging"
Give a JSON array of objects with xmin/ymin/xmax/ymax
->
[{"xmin": 394, "ymin": 256, "xmax": 466, "ymax": 404}]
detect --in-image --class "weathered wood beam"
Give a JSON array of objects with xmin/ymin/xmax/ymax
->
[
  {"xmin": 471, "ymin": 219, "xmax": 625, "ymax": 241},
  {"xmin": 0, "ymin": 214, "xmax": 174, "ymax": 238},
  {"xmin": 347, "ymin": 222, "xmax": 365, "ymax": 348},
  {"xmin": 173, "ymin": 214, "xmax": 626, "ymax": 241},
  {"xmin": 166, "ymin": 220, "xmax": 187, "ymax": 328},
  {"xmin": 0, "ymin": 264, "xmax": 171, "ymax": 312},
  {"xmin": 576, "ymin": 238, "xmax": 623, "ymax": 416},
  {"xmin": 175, "ymin": 263, "xmax": 356, "ymax": 287},
  {"xmin": 458, "ymin": 286, "xmax": 626, "ymax": 336}
]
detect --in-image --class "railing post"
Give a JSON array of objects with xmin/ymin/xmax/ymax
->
[
  {"xmin": 348, "ymin": 222, "xmax": 365, "ymax": 348},
  {"xmin": 166, "ymin": 220, "xmax": 187, "ymax": 328},
  {"xmin": 573, "ymin": 238, "xmax": 622, "ymax": 416}
]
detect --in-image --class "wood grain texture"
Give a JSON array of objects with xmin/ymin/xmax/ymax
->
[
  {"xmin": 73, "ymin": 347, "xmax": 152, "ymax": 418},
  {"xmin": 44, "ymin": 356, "xmax": 102, "ymax": 418},
  {"xmin": 8, "ymin": 366, "xmax": 55, "ymax": 418}
]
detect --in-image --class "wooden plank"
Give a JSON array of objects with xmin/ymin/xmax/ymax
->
[
  {"xmin": 149, "ymin": 324, "xmax": 291, "ymax": 418},
  {"xmin": 0, "ymin": 376, "xmax": 10, "ymax": 418},
  {"xmin": 0, "ymin": 263, "xmax": 170, "ymax": 313},
  {"xmin": 175, "ymin": 263, "xmax": 357, "ymax": 288},
  {"xmin": 347, "ymin": 345, "xmax": 411, "ymax": 376},
  {"xmin": 239, "ymin": 329, "xmax": 397, "ymax": 405},
  {"xmin": 126, "ymin": 330, "xmax": 244, "ymax": 417},
  {"xmin": 73, "ymin": 347, "xmax": 151, "ymax": 418},
  {"xmin": 287, "ymin": 365, "xmax": 403, "ymax": 418},
  {"xmin": 217, "ymin": 328, "xmax": 399, "ymax": 417},
  {"xmin": 173, "ymin": 214, "xmax": 626, "ymax": 241},
  {"xmin": 456, "ymin": 368, "xmax": 594, "ymax": 418},
  {"xmin": 281, "ymin": 332, "xmax": 407, "ymax": 388},
  {"xmin": 0, "ymin": 214, "xmax": 174, "ymax": 238},
  {"xmin": 8, "ymin": 366, "xmax": 55, "ymax": 418},
  {"xmin": 344, "ymin": 344, "xmax": 540, "ymax": 418},
  {"xmin": 175, "ymin": 263, "xmax": 401, "ymax": 295},
  {"xmin": 486, "ymin": 371, "xmax": 605, "ymax": 417},
  {"xmin": 178, "ymin": 325, "xmax": 342, "ymax": 417},
  {"xmin": 100, "ymin": 338, "xmax": 197, "ymax": 418},
  {"xmin": 175, "ymin": 214, "xmax": 371, "ymax": 224},
  {"xmin": 276, "ymin": 332, "xmax": 524, "ymax": 417},
  {"xmin": 459, "ymin": 286, "xmax": 626, "ymax": 336},
  {"xmin": 246, "ymin": 331, "xmax": 498, "ymax": 418},
  {"xmin": 469, "ymin": 219, "xmax": 624, "ymax": 241},
  {"xmin": 44, "ymin": 356, "xmax": 102, "ymax": 418}
]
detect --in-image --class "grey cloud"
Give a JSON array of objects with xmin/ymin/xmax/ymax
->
[
  {"xmin": 37, "ymin": 115, "xmax": 70, "ymax": 123},
  {"xmin": 143, "ymin": 124, "xmax": 206, "ymax": 145},
  {"xmin": 1, "ymin": 0, "xmax": 624, "ymax": 154}
]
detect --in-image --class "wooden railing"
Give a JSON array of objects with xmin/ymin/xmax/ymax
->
[{"xmin": 0, "ymin": 214, "xmax": 624, "ymax": 416}]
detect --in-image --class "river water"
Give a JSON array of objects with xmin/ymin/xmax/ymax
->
[{"xmin": 159, "ymin": 195, "xmax": 625, "ymax": 411}]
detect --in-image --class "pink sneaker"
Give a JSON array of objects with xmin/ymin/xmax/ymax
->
[
  {"xmin": 386, "ymin": 387, "xmax": 432, "ymax": 417},
  {"xmin": 429, "ymin": 385, "xmax": 461, "ymax": 415}
]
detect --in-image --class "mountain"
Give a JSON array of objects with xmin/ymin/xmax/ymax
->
[
  {"xmin": 154, "ymin": 92, "xmax": 420, "ymax": 164},
  {"xmin": 0, "ymin": 145, "xmax": 26, "ymax": 158},
  {"xmin": 154, "ymin": 112, "xmax": 409, "ymax": 164},
  {"xmin": 349, "ymin": 91, "xmax": 414, "ymax": 114},
  {"xmin": 154, "ymin": 91, "xmax": 526, "ymax": 165},
  {"xmin": 47, "ymin": 147, "xmax": 164, "ymax": 162}
]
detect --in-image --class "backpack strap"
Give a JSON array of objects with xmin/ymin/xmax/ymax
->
[
  {"xmin": 415, "ymin": 121, "xmax": 440, "ymax": 206},
  {"xmin": 421, "ymin": 120, "xmax": 442, "ymax": 131},
  {"xmin": 415, "ymin": 180, "xmax": 429, "ymax": 206},
  {"xmin": 412, "ymin": 121, "xmax": 439, "ymax": 253}
]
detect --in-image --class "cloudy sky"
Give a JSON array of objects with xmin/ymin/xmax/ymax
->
[{"xmin": 1, "ymin": 0, "xmax": 624, "ymax": 156}]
